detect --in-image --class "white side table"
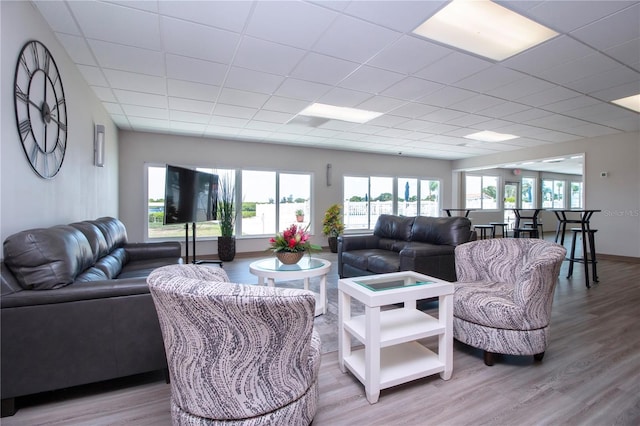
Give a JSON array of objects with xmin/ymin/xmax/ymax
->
[
  {"xmin": 249, "ymin": 257, "xmax": 331, "ymax": 316},
  {"xmin": 338, "ymin": 271, "xmax": 453, "ymax": 404}
]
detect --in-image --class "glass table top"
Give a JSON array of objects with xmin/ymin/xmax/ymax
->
[
  {"xmin": 253, "ymin": 257, "xmax": 327, "ymax": 272},
  {"xmin": 353, "ymin": 276, "xmax": 435, "ymax": 292}
]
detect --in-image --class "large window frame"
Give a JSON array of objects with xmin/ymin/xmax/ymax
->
[
  {"xmin": 465, "ymin": 174, "xmax": 499, "ymax": 210},
  {"xmin": 343, "ymin": 175, "xmax": 441, "ymax": 232},
  {"xmin": 146, "ymin": 164, "xmax": 313, "ymax": 240}
]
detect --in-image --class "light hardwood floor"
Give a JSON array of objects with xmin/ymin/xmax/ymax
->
[{"xmin": 3, "ymin": 240, "xmax": 640, "ymax": 425}]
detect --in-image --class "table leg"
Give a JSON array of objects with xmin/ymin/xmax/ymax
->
[
  {"xmin": 338, "ymin": 290, "xmax": 351, "ymax": 373},
  {"xmin": 257, "ymin": 277, "xmax": 265, "ymax": 286},
  {"xmin": 365, "ymin": 305, "xmax": 381, "ymax": 404},
  {"xmin": 319, "ymin": 274, "xmax": 327, "ymax": 315},
  {"xmin": 439, "ymin": 293, "xmax": 453, "ymax": 380},
  {"xmin": 581, "ymin": 221, "xmax": 590, "ymax": 288},
  {"xmin": 267, "ymin": 278, "xmax": 275, "ymax": 287}
]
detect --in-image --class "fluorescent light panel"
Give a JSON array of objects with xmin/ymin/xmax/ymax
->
[
  {"xmin": 612, "ymin": 94, "xmax": 640, "ymax": 113},
  {"xmin": 413, "ymin": 0, "xmax": 558, "ymax": 61},
  {"xmin": 464, "ymin": 130, "xmax": 518, "ymax": 142},
  {"xmin": 298, "ymin": 103, "xmax": 383, "ymax": 124}
]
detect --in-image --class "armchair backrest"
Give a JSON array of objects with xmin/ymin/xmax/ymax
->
[
  {"xmin": 455, "ymin": 239, "xmax": 566, "ymax": 326},
  {"xmin": 147, "ymin": 264, "xmax": 318, "ymax": 421}
]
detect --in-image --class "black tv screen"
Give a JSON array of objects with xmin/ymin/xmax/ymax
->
[{"xmin": 163, "ymin": 165, "xmax": 218, "ymax": 225}]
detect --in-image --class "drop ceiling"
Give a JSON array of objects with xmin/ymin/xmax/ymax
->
[{"xmin": 34, "ymin": 0, "xmax": 640, "ymax": 169}]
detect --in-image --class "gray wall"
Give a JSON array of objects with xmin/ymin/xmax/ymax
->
[
  {"xmin": 453, "ymin": 132, "xmax": 640, "ymax": 258},
  {"xmin": 118, "ymin": 130, "xmax": 453, "ymax": 255},
  {"xmin": 1, "ymin": 1, "xmax": 118, "ymax": 243}
]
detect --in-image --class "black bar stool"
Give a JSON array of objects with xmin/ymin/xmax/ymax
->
[
  {"xmin": 489, "ymin": 222, "xmax": 508, "ymax": 238},
  {"xmin": 567, "ymin": 227, "xmax": 598, "ymax": 288},
  {"xmin": 474, "ymin": 224, "xmax": 493, "ymax": 240},
  {"xmin": 523, "ymin": 221, "xmax": 543, "ymax": 237},
  {"xmin": 513, "ymin": 226, "xmax": 539, "ymax": 238}
]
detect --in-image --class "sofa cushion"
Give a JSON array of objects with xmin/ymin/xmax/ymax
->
[
  {"xmin": 70, "ymin": 221, "xmax": 109, "ymax": 263},
  {"xmin": 410, "ymin": 216, "xmax": 472, "ymax": 246},
  {"xmin": 95, "ymin": 248, "xmax": 127, "ymax": 278},
  {"xmin": 91, "ymin": 217, "xmax": 128, "ymax": 252},
  {"xmin": 3, "ymin": 225, "xmax": 94, "ymax": 290},
  {"xmin": 367, "ymin": 253, "xmax": 401, "ymax": 274},
  {"xmin": 373, "ymin": 215, "xmax": 414, "ymax": 241}
]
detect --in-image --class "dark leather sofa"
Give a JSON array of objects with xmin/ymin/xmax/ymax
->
[
  {"xmin": 338, "ymin": 214, "xmax": 475, "ymax": 282},
  {"xmin": 1, "ymin": 217, "xmax": 182, "ymax": 417}
]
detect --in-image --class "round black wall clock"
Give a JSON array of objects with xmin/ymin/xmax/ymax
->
[{"xmin": 14, "ymin": 40, "xmax": 68, "ymax": 179}]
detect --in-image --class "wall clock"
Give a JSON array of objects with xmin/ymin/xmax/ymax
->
[{"xmin": 14, "ymin": 40, "xmax": 68, "ymax": 179}]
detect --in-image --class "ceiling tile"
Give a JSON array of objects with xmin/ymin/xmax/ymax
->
[
  {"xmin": 167, "ymin": 79, "xmax": 219, "ymax": 102},
  {"xmin": 77, "ymin": 65, "xmax": 108, "ymax": 86},
  {"xmin": 161, "ymin": 17, "xmax": 240, "ymax": 64},
  {"xmin": 68, "ymin": 1, "xmax": 161, "ymax": 50},
  {"xmin": 246, "ymin": 1, "xmax": 337, "ymax": 49},
  {"xmin": 233, "ymin": 36, "xmax": 306, "ymax": 76},
  {"xmin": 317, "ymin": 88, "xmax": 372, "ymax": 108},
  {"xmin": 290, "ymin": 53, "xmax": 360, "ymax": 85},
  {"xmin": 414, "ymin": 52, "xmax": 492, "ymax": 85},
  {"xmin": 88, "ymin": 39, "xmax": 164, "ymax": 76},
  {"xmin": 275, "ymin": 78, "xmax": 332, "ymax": 101},
  {"xmin": 169, "ymin": 110, "xmax": 210, "ymax": 124},
  {"xmin": 122, "ymin": 104, "xmax": 169, "ymax": 119},
  {"xmin": 223, "ymin": 67, "xmax": 285, "ymax": 94},
  {"xmin": 168, "ymin": 97, "xmax": 214, "ymax": 114},
  {"xmin": 158, "ymin": 0, "xmax": 252, "ymax": 33},
  {"xmin": 91, "ymin": 86, "xmax": 117, "ymax": 103},
  {"xmin": 524, "ymin": 1, "xmax": 632, "ymax": 33},
  {"xmin": 381, "ymin": 77, "xmax": 443, "ymax": 101},
  {"xmin": 570, "ymin": 3, "xmax": 640, "ymax": 51},
  {"xmin": 502, "ymin": 36, "xmax": 593, "ymax": 76},
  {"xmin": 312, "ymin": 14, "xmax": 401, "ymax": 63},
  {"xmin": 165, "ymin": 54, "xmax": 227, "ymax": 86},
  {"xmin": 217, "ymin": 88, "xmax": 269, "ymax": 109},
  {"xmin": 104, "ymin": 69, "xmax": 166, "ymax": 94},
  {"xmin": 115, "ymin": 90, "xmax": 168, "ymax": 108},
  {"xmin": 368, "ymin": 35, "xmax": 451, "ymax": 75},
  {"xmin": 56, "ymin": 34, "xmax": 96, "ymax": 66},
  {"xmin": 262, "ymin": 96, "xmax": 310, "ymax": 114},
  {"xmin": 339, "ymin": 65, "xmax": 405, "ymax": 94},
  {"xmin": 34, "ymin": 1, "xmax": 81, "ymax": 35}
]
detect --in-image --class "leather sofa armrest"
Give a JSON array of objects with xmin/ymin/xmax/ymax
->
[
  {"xmin": 124, "ymin": 242, "xmax": 181, "ymax": 261},
  {"xmin": 0, "ymin": 278, "xmax": 151, "ymax": 309}
]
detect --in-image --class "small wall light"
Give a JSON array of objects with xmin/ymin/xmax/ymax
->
[{"xmin": 94, "ymin": 124, "xmax": 105, "ymax": 167}]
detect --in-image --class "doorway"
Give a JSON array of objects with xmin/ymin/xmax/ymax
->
[{"xmin": 503, "ymin": 181, "xmax": 519, "ymax": 231}]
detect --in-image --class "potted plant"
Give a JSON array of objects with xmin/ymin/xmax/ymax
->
[
  {"xmin": 322, "ymin": 204, "xmax": 344, "ymax": 253},
  {"xmin": 267, "ymin": 223, "xmax": 321, "ymax": 264},
  {"xmin": 295, "ymin": 209, "xmax": 305, "ymax": 222},
  {"xmin": 217, "ymin": 173, "xmax": 236, "ymax": 262}
]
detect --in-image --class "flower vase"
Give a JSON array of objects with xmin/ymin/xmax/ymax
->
[{"xmin": 276, "ymin": 251, "xmax": 304, "ymax": 265}]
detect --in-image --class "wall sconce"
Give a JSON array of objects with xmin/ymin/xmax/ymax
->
[
  {"xmin": 94, "ymin": 124, "xmax": 105, "ymax": 167},
  {"xmin": 326, "ymin": 163, "xmax": 332, "ymax": 186}
]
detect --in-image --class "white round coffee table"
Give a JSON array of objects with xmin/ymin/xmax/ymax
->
[{"xmin": 249, "ymin": 257, "xmax": 331, "ymax": 316}]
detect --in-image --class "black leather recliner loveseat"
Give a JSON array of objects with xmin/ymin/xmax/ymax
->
[
  {"xmin": 338, "ymin": 214, "xmax": 475, "ymax": 282},
  {"xmin": 1, "ymin": 217, "xmax": 182, "ymax": 416}
]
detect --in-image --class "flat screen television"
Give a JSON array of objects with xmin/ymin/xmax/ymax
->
[{"xmin": 163, "ymin": 165, "xmax": 218, "ymax": 225}]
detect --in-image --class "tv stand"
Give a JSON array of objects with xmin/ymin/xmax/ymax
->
[{"xmin": 184, "ymin": 223, "xmax": 223, "ymax": 267}]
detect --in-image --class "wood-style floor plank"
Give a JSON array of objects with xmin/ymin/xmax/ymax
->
[{"xmin": 3, "ymin": 243, "xmax": 639, "ymax": 425}]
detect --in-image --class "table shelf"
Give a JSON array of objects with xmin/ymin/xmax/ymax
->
[
  {"xmin": 344, "ymin": 342, "xmax": 444, "ymax": 390},
  {"xmin": 344, "ymin": 308, "xmax": 444, "ymax": 348}
]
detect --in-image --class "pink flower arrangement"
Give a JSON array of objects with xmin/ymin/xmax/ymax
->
[{"xmin": 267, "ymin": 224, "xmax": 321, "ymax": 253}]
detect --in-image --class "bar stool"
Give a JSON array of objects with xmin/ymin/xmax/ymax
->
[
  {"xmin": 489, "ymin": 222, "xmax": 508, "ymax": 238},
  {"xmin": 513, "ymin": 226, "xmax": 539, "ymax": 238},
  {"xmin": 523, "ymin": 221, "xmax": 544, "ymax": 238},
  {"xmin": 567, "ymin": 227, "xmax": 598, "ymax": 288},
  {"xmin": 474, "ymin": 224, "xmax": 494, "ymax": 240}
]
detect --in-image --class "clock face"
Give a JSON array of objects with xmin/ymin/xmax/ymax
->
[{"xmin": 14, "ymin": 40, "xmax": 68, "ymax": 179}]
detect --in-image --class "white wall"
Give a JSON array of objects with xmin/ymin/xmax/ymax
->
[
  {"xmin": 453, "ymin": 132, "xmax": 640, "ymax": 258},
  {"xmin": 118, "ymin": 130, "xmax": 453, "ymax": 255},
  {"xmin": 1, "ymin": 1, "xmax": 118, "ymax": 243}
]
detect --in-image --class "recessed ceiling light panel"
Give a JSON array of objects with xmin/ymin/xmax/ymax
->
[
  {"xmin": 464, "ymin": 130, "xmax": 519, "ymax": 142},
  {"xmin": 298, "ymin": 103, "xmax": 383, "ymax": 124},
  {"xmin": 413, "ymin": 0, "xmax": 559, "ymax": 61},
  {"xmin": 612, "ymin": 94, "xmax": 640, "ymax": 113}
]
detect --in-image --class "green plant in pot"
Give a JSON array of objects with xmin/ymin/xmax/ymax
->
[
  {"xmin": 322, "ymin": 204, "xmax": 344, "ymax": 253},
  {"xmin": 217, "ymin": 173, "xmax": 236, "ymax": 262},
  {"xmin": 295, "ymin": 208, "xmax": 305, "ymax": 222}
]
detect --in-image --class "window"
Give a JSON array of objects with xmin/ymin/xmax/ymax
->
[
  {"xmin": 465, "ymin": 175, "xmax": 498, "ymax": 209},
  {"xmin": 542, "ymin": 179, "xmax": 565, "ymax": 208},
  {"xmin": 570, "ymin": 181, "xmax": 583, "ymax": 208},
  {"xmin": 420, "ymin": 179, "xmax": 440, "ymax": 217},
  {"xmin": 521, "ymin": 177, "xmax": 535, "ymax": 208},
  {"xmin": 146, "ymin": 165, "xmax": 232, "ymax": 239},
  {"xmin": 344, "ymin": 176, "xmax": 440, "ymax": 231},
  {"xmin": 278, "ymin": 173, "xmax": 311, "ymax": 231},
  {"xmin": 147, "ymin": 165, "xmax": 312, "ymax": 239}
]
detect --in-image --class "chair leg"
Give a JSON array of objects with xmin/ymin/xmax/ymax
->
[
  {"xmin": 534, "ymin": 352, "xmax": 545, "ymax": 362},
  {"xmin": 484, "ymin": 351, "xmax": 495, "ymax": 366}
]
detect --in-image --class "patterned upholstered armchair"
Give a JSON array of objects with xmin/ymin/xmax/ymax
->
[
  {"xmin": 453, "ymin": 239, "xmax": 566, "ymax": 366},
  {"xmin": 147, "ymin": 264, "xmax": 321, "ymax": 425}
]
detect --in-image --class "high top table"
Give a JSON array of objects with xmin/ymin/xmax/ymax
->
[
  {"xmin": 549, "ymin": 209, "xmax": 601, "ymax": 288},
  {"xmin": 442, "ymin": 208, "xmax": 476, "ymax": 217},
  {"xmin": 512, "ymin": 208, "xmax": 543, "ymax": 238}
]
